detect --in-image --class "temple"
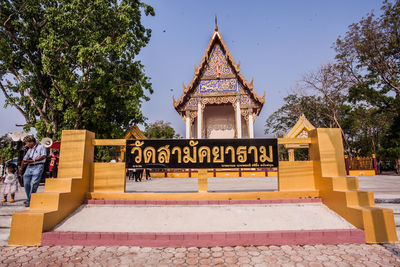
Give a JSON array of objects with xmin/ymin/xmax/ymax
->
[{"xmin": 173, "ymin": 20, "xmax": 265, "ymax": 139}]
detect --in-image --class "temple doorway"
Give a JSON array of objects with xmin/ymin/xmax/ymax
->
[{"xmin": 203, "ymin": 104, "xmax": 235, "ymax": 139}]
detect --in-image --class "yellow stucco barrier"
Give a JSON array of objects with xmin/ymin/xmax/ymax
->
[
  {"xmin": 9, "ymin": 130, "xmax": 94, "ymax": 246},
  {"xmin": 8, "ymin": 129, "xmax": 397, "ymax": 245},
  {"xmin": 308, "ymin": 129, "xmax": 397, "ymax": 243}
]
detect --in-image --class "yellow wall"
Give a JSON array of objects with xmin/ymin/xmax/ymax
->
[
  {"xmin": 308, "ymin": 128, "xmax": 397, "ymax": 243},
  {"xmin": 92, "ymin": 163, "xmax": 125, "ymax": 192},
  {"xmin": 9, "ymin": 128, "xmax": 397, "ymax": 245},
  {"xmin": 9, "ymin": 130, "xmax": 94, "ymax": 246},
  {"xmin": 278, "ymin": 161, "xmax": 315, "ymax": 191},
  {"xmin": 349, "ymin": 170, "xmax": 376, "ymax": 176}
]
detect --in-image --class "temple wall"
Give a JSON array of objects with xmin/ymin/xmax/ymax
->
[{"xmin": 204, "ymin": 105, "xmax": 235, "ymax": 138}]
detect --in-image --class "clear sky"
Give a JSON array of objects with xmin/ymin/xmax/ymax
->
[{"xmin": 0, "ymin": 0, "xmax": 384, "ymax": 138}]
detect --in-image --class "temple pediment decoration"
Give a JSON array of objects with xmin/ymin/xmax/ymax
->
[
  {"xmin": 174, "ymin": 20, "xmax": 265, "ymax": 139},
  {"xmin": 173, "ymin": 25, "xmax": 265, "ymax": 117}
]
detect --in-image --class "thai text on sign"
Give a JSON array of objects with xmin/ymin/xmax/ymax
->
[{"xmin": 126, "ymin": 139, "xmax": 278, "ymax": 169}]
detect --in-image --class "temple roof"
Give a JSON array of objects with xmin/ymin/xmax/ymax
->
[
  {"xmin": 284, "ymin": 114, "xmax": 315, "ymax": 139},
  {"xmin": 173, "ymin": 26, "xmax": 265, "ymax": 113}
]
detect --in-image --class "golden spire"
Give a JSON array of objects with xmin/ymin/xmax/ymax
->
[{"xmin": 215, "ymin": 14, "xmax": 218, "ymax": 31}]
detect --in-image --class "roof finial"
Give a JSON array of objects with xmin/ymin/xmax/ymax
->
[{"xmin": 214, "ymin": 14, "xmax": 218, "ymax": 31}]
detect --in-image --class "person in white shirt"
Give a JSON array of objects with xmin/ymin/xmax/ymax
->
[
  {"xmin": 19, "ymin": 135, "xmax": 47, "ymax": 207},
  {"xmin": 1, "ymin": 163, "xmax": 19, "ymax": 203}
]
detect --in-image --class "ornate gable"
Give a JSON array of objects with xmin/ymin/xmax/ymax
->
[
  {"xmin": 173, "ymin": 25, "xmax": 265, "ymax": 116},
  {"xmin": 203, "ymin": 43, "xmax": 233, "ymax": 77},
  {"xmin": 284, "ymin": 114, "xmax": 315, "ymax": 139}
]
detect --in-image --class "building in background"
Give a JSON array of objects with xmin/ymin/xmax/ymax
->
[{"xmin": 173, "ymin": 20, "xmax": 265, "ymax": 139}]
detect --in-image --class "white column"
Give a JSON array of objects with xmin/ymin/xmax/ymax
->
[
  {"xmin": 197, "ymin": 102, "xmax": 202, "ymax": 138},
  {"xmin": 185, "ymin": 112, "xmax": 190, "ymax": 139},
  {"xmin": 236, "ymin": 101, "xmax": 242, "ymax": 138},
  {"xmin": 249, "ymin": 113, "xmax": 254, "ymax": 138}
]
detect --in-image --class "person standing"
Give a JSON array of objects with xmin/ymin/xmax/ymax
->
[
  {"xmin": 49, "ymin": 150, "xmax": 59, "ymax": 178},
  {"xmin": 1, "ymin": 163, "xmax": 19, "ymax": 203},
  {"xmin": 19, "ymin": 136, "xmax": 47, "ymax": 207}
]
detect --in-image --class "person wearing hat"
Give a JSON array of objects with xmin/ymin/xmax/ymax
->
[{"xmin": 19, "ymin": 135, "xmax": 47, "ymax": 207}]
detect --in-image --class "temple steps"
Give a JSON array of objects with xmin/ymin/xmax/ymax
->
[{"xmin": 41, "ymin": 198, "xmax": 365, "ymax": 246}]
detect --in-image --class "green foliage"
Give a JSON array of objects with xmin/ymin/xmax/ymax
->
[
  {"xmin": 335, "ymin": 0, "xmax": 400, "ymax": 165},
  {"xmin": 0, "ymin": 0, "xmax": 155, "ymax": 140},
  {"xmin": 94, "ymin": 146, "xmax": 120, "ymax": 162},
  {"xmin": 267, "ymin": 1, "xmax": 399, "ymax": 169},
  {"xmin": 265, "ymin": 94, "xmax": 331, "ymax": 137},
  {"xmin": 0, "ymin": 135, "xmax": 15, "ymax": 162},
  {"xmin": 265, "ymin": 93, "xmax": 388, "ymax": 157},
  {"xmin": 144, "ymin": 120, "xmax": 181, "ymax": 139}
]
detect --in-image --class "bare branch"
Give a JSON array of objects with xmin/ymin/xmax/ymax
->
[{"xmin": 0, "ymin": 81, "xmax": 35, "ymax": 126}]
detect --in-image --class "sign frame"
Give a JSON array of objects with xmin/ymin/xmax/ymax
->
[{"xmin": 126, "ymin": 138, "xmax": 278, "ymax": 169}]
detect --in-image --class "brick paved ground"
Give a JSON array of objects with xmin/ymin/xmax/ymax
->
[{"xmin": 1, "ymin": 243, "xmax": 400, "ymax": 266}]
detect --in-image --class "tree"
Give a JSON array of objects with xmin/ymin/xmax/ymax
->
[
  {"xmin": 300, "ymin": 63, "xmax": 353, "ymax": 148},
  {"xmin": 265, "ymin": 63, "xmax": 352, "ymax": 141},
  {"xmin": 334, "ymin": 0, "xmax": 400, "ymax": 171},
  {"xmin": 144, "ymin": 121, "xmax": 181, "ymax": 139},
  {"xmin": 0, "ymin": 0, "xmax": 155, "ymax": 140},
  {"xmin": 0, "ymin": 135, "xmax": 14, "ymax": 163},
  {"xmin": 264, "ymin": 94, "xmax": 330, "ymax": 137}
]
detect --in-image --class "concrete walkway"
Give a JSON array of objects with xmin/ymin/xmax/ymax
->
[
  {"xmin": 54, "ymin": 203, "xmax": 355, "ymax": 233},
  {"xmin": 125, "ymin": 177, "xmax": 278, "ymax": 193}
]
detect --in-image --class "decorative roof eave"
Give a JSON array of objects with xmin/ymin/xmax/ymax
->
[
  {"xmin": 284, "ymin": 114, "xmax": 315, "ymax": 139},
  {"xmin": 173, "ymin": 28, "xmax": 265, "ymax": 115},
  {"xmin": 125, "ymin": 124, "xmax": 147, "ymax": 139}
]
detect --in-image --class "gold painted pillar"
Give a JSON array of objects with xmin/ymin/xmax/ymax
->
[
  {"xmin": 248, "ymin": 112, "xmax": 254, "ymax": 138},
  {"xmin": 236, "ymin": 101, "xmax": 242, "ymax": 138},
  {"xmin": 197, "ymin": 169, "xmax": 208, "ymax": 192},
  {"xmin": 197, "ymin": 102, "xmax": 202, "ymax": 138},
  {"xmin": 185, "ymin": 111, "xmax": 191, "ymax": 139},
  {"xmin": 288, "ymin": 148, "xmax": 295, "ymax": 162}
]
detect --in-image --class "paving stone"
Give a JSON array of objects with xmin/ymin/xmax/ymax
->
[
  {"xmin": 1, "ymin": 242, "xmax": 400, "ymax": 266},
  {"xmin": 224, "ymin": 251, "xmax": 236, "ymax": 257},
  {"xmin": 199, "ymin": 252, "xmax": 211, "ymax": 258},
  {"xmin": 173, "ymin": 258, "xmax": 186, "ymax": 265},
  {"xmin": 212, "ymin": 257, "xmax": 225, "ymax": 265},
  {"xmin": 211, "ymin": 251, "xmax": 223, "ymax": 258},
  {"xmin": 225, "ymin": 256, "xmax": 238, "ymax": 264},
  {"xmin": 140, "ymin": 247, "xmax": 152, "ymax": 253},
  {"xmin": 211, "ymin": 246, "xmax": 222, "ymax": 252},
  {"xmin": 161, "ymin": 252, "xmax": 174, "ymax": 259},
  {"xmin": 236, "ymin": 250, "xmax": 248, "ymax": 257},
  {"xmin": 251, "ymin": 255, "xmax": 265, "ymax": 263},
  {"xmin": 186, "ymin": 252, "xmax": 198, "ymax": 258},
  {"xmin": 290, "ymin": 255, "xmax": 303, "ymax": 262},
  {"xmin": 185, "ymin": 257, "xmax": 198, "ymax": 265},
  {"xmin": 176, "ymin": 247, "xmax": 187, "ymax": 253},
  {"xmin": 199, "ymin": 258, "xmax": 211, "ymax": 265},
  {"xmin": 237, "ymin": 256, "xmax": 251, "ymax": 264},
  {"xmin": 248, "ymin": 250, "xmax": 261, "ymax": 256}
]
